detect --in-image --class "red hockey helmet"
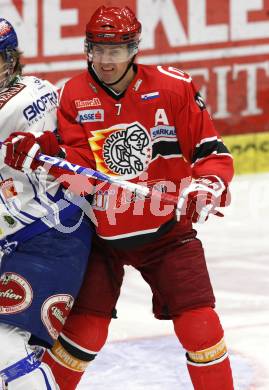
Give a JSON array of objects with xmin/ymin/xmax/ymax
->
[{"xmin": 86, "ymin": 6, "xmax": 141, "ymax": 45}]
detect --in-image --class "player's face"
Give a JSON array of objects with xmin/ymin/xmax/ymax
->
[{"xmin": 91, "ymin": 44, "xmax": 131, "ymax": 85}]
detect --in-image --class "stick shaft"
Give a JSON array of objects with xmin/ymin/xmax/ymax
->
[{"xmin": 37, "ymin": 153, "xmax": 178, "ymax": 205}]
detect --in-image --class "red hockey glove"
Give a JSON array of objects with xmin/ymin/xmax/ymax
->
[
  {"xmin": 176, "ymin": 175, "xmax": 229, "ymax": 223},
  {"xmin": 2, "ymin": 131, "xmax": 63, "ymax": 171}
]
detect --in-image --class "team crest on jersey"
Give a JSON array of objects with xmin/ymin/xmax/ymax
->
[
  {"xmin": 89, "ymin": 122, "xmax": 152, "ymax": 180},
  {"xmin": 0, "ymin": 272, "xmax": 33, "ymax": 314},
  {"xmin": 41, "ymin": 294, "xmax": 74, "ymax": 340}
]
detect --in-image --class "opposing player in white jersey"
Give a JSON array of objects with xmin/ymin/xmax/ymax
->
[{"xmin": 0, "ymin": 18, "xmax": 93, "ymax": 389}]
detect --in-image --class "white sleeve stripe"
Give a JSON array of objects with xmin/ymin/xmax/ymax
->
[
  {"xmin": 11, "ymin": 135, "xmax": 24, "ymax": 144},
  {"xmin": 195, "ymin": 136, "xmax": 220, "ymax": 148},
  {"xmin": 23, "ymin": 144, "xmax": 40, "ymax": 169}
]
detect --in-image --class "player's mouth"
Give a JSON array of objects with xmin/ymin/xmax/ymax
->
[{"xmin": 101, "ymin": 65, "xmax": 114, "ymax": 72}]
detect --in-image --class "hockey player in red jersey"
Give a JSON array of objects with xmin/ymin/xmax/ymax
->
[{"xmin": 4, "ymin": 5, "xmax": 235, "ymax": 390}]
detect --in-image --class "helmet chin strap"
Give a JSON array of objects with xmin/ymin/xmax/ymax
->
[{"xmin": 91, "ymin": 55, "xmax": 136, "ymax": 89}]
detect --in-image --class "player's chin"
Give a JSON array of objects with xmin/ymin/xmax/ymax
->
[{"xmin": 101, "ymin": 73, "xmax": 118, "ymax": 84}]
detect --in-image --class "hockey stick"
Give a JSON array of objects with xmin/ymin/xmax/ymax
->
[
  {"xmin": 37, "ymin": 154, "xmax": 226, "ymax": 220},
  {"xmin": 0, "ymin": 140, "xmax": 178, "ymax": 205},
  {"xmin": 37, "ymin": 153, "xmax": 179, "ymax": 206},
  {"xmin": 37, "ymin": 154, "xmax": 225, "ymax": 220},
  {"xmin": 0, "ymin": 146, "xmax": 225, "ymax": 220}
]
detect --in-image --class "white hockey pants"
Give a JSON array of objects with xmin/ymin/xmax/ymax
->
[{"xmin": 0, "ymin": 323, "xmax": 59, "ymax": 389}]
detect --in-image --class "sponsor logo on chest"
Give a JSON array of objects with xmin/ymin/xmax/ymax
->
[
  {"xmin": 150, "ymin": 125, "xmax": 176, "ymax": 140},
  {"xmin": 76, "ymin": 109, "xmax": 104, "ymax": 123},
  {"xmin": 23, "ymin": 91, "xmax": 58, "ymax": 122},
  {"xmin": 75, "ymin": 97, "xmax": 101, "ymax": 109}
]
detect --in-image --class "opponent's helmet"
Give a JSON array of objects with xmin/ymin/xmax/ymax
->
[
  {"xmin": 86, "ymin": 6, "xmax": 141, "ymax": 45},
  {"xmin": 0, "ymin": 18, "xmax": 18, "ymax": 52},
  {"xmin": 0, "ymin": 18, "xmax": 19, "ymax": 91}
]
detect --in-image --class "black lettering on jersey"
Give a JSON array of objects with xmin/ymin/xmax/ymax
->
[{"xmin": 195, "ymin": 92, "xmax": 206, "ymax": 111}]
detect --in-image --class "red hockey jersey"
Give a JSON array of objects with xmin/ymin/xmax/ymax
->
[{"xmin": 58, "ymin": 64, "xmax": 233, "ymax": 247}]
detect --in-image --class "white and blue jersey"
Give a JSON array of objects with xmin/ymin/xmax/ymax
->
[
  {"xmin": 0, "ymin": 75, "xmax": 93, "ymax": 347},
  {"xmin": 0, "ymin": 76, "xmax": 83, "ymax": 251}
]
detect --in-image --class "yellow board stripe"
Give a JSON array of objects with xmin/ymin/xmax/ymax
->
[{"xmin": 223, "ymin": 131, "xmax": 269, "ymax": 174}]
